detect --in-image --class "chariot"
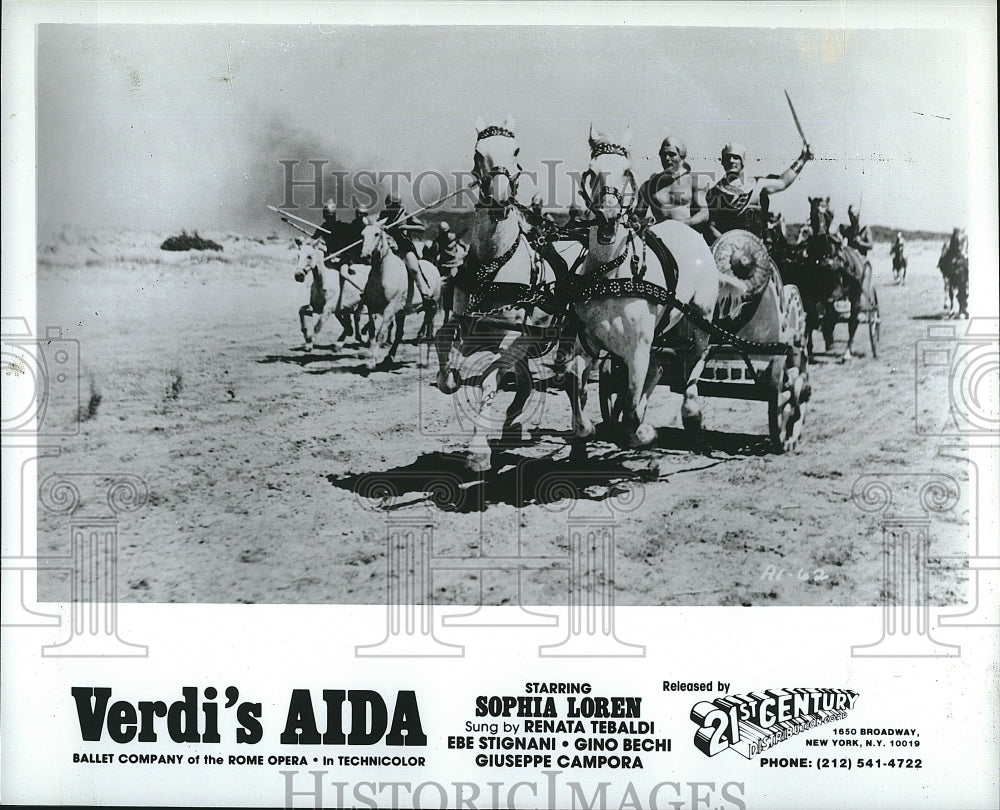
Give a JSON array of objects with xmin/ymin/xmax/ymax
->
[{"xmin": 597, "ymin": 229, "xmax": 811, "ymax": 453}]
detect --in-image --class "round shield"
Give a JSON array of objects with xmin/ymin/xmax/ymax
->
[{"xmin": 712, "ymin": 229, "xmax": 777, "ymax": 299}]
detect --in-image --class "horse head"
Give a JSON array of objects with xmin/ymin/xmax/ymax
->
[
  {"xmin": 472, "ymin": 115, "xmax": 521, "ymax": 222},
  {"xmin": 294, "ymin": 239, "xmax": 324, "ymax": 283},
  {"xmin": 359, "ymin": 216, "xmax": 391, "ymax": 263},
  {"xmin": 582, "ymin": 125, "xmax": 637, "ymax": 244},
  {"xmin": 806, "ymin": 234, "xmax": 859, "ymax": 301}
]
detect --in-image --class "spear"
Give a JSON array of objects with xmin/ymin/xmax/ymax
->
[
  {"xmin": 267, "ymin": 204, "xmax": 331, "ymax": 235},
  {"xmin": 270, "ymin": 181, "xmax": 479, "ymax": 264},
  {"xmin": 314, "ymin": 182, "xmax": 480, "ymax": 265}
]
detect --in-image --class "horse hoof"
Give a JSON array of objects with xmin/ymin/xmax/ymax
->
[
  {"xmin": 841, "ymin": 349, "xmax": 853, "ymax": 361},
  {"xmin": 629, "ymin": 423, "xmax": 656, "ymax": 448},
  {"xmin": 437, "ymin": 369, "xmax": 460, "ymax": 394},
  {"xmin": 465, "ymin": 450, "xmax": 491, "ymax": 474},
  {"xmin": 303, "ymin": 342, "xmax": 313, "ymax": 353}
]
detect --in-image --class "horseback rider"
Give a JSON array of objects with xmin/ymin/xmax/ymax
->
[
  {"xmin": 637, "ymin": 135, "xmax": 711, "ymax": 239},
  {"xmin": 436, "ymin": 228, "xmax": 466, "ymax": 275},
  {"xmin": 940, "ymin": 227, "xmax": 968, "ymax": 263},
  {"xmin": 706, "ymin": 141, "xmax": 812, "ymax": 242},
  {"xmin": 838, "ymin": 205, "xmax": 873, "ymax": 256},
  {"xmin": 339, "ymin": 203, "xmax": 373, "ymax": 266},
  {"xmin": 382, "ymin": 194, "xmax": 432, "ymax": 300},
  {"xmin": 311, "ymin": 199, "xmax": 353, "ymax": 267},
  {"xmin": 891, "ymin": 231, "xmax": 905, "ymax": 256}
]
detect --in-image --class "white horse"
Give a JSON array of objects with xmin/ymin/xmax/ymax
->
[
  {"xmin": 293, "ymin": 240, "xmax": 371, "ymax": 351},
  {"xmin": 564, "ymin": 126, "xmax": 737, "ymax": 456},
  {"xmin": 358, "ymin": 220, "xmax": 441, "ymax": 370},
  {"xmin": 434, "ymin": 116, "xmax": 562, "ymax": 472}
]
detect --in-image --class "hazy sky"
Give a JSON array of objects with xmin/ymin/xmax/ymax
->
[{"xmin": 37, "ymin": 22, "xmax": 977, "ymax": 234}]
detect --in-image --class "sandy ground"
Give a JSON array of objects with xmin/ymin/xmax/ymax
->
[{"xmin": 33, "ymin": 230, "xmax": 971, "ymax": 606}]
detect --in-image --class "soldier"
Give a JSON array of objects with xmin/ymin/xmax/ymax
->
[
  {"xmin": 891, "ymin": 231, "xmax": 907, "ymax": 282},
  {"xmin": 706, "ymin": 141, "xmax": 812, "ymax": 241},
  {"xmin": 838, "ymin": 205, "xmax": 873, "ymax": 256},
  {"xmin": 637, "ymin": 135, "xmax": 711, "ymax": 238},
  {"xmin": 382, "ymin": 195, "xmax": 432, "ymax": 300},
  {"xmin": 311, "ymin": 200, "xmax": 351, "ymax": 267}
]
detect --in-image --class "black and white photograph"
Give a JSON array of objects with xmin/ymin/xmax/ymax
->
[
  {"xmin": 23, "ymin": 18, "xmax": 992, "ymax": 607},
  {"xmin": 2, "ymin": 2, "xmax": 998, "ymax": 809}
]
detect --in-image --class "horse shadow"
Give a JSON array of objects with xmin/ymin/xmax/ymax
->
[
  {"xmin": 259, "ymin": 345, "xmax": 430, "ymax": 375},
  {"xmin": 911, "ymin": 312, "xmax": 965, "ymax": 322},
  {"xmin": 649, "ymin": 425, "xmax": 772, "ymax": 457},
  {"xmin": 327, "ymin": 430, "xmax": 753, "ymax": 514},
  {"xmin": 328, "ymin": 449, "xmax": 661, "ymax": 513}
]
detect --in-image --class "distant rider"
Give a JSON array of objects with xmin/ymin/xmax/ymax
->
[
  {"xmin": 839, "ymin": 205, "xmax": 873, "ymax": 256},
  {"xmin": 383, "ymin": 195, "xmax": 432, "ymax": 300}
]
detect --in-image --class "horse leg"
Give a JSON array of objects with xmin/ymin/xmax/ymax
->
[
  {"xmin": 844, "ymin": 297, "xmax": 860, "ymax": 359},
  {"xmin": 681, "ymin": 328, "xmax": 712, "ymax": 445},
  {"xmin": 958, "ymin": 277, "xmax": 969, "ymax": 318},
  {"xmin": 497, "ymin": 334, "xmax": 537, "ymax": 445},
  {"xmin": 332, "ymin": 312, "xmax": 351, "ymax": 346},
  {"xmin": 625, "ymin": 341, "xmax": 658, "ymax": 448},
  {"xmin": 419, "ymin": 300, "xmax": 438, "ymax": 343},
  {"xmin": 435, "ymin": 317, "xmax": 462, "ymax": 393},
  {"xmin": 465, "ymin": 367, "xmax": 503, "ymax": 473},
  {"xmin": 298, "ymin": 305, "xmax": 314, "ymax": 352},
  {"xmin": 566, "ymin": 345, "xmax": 595, "ymax": 462},
  {"xmin": 366, "ymin": 311, "xmax": 390, "ymax": 370},
  {"xmin": 382, "ymin": 311, "xmax": 406, "ymax": 366}
]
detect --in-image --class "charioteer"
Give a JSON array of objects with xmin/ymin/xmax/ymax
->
[
  {"xmin": 706, "ymin": 141, "xmax": 812, "ymax": 243},
  {"xmin": 637, "ymin": 135, "xmax": 711, "ymax": 239}
]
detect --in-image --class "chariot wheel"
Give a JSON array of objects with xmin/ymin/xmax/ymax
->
[
  {"xmin": 867, "ymin": 287, "xmax": 880, "ymax": 359},
  {"xmin": 768, "ymin": 350, "xmax": 808, "ymax": 454}
]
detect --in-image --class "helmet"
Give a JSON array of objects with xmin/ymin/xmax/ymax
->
[
  {"xmin": 385, "ymin": 194, "xmax": 401, "ymax": 207},
  {"xmin": 354, "ymin": 202, "xmax": 372, "ymax": 217},
  {"xmin": 660, "ymin": 136, "xmax": 687, "ymax": 160},
  {"xmin": 438, "ymin": 221, "xmax": 450, "ymax": 232},
  {"xmin": 323, "ymin": 199, "xmax": 337, "ymax": 216},
  {"xmin": 531, "ymin": 194, "xmax": 544, "ymax": 206},
  {"xmin": 721, "ymin": 142, "xmax": 747, "ymax": 161}
]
